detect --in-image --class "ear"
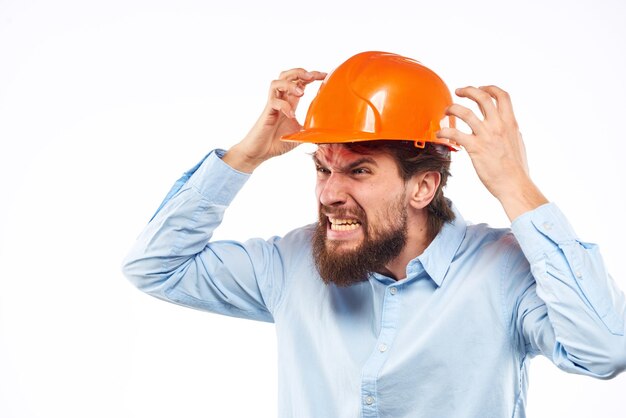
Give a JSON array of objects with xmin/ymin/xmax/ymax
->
[{"xmin": 407, "ymin": 171, "xmax": 441, "ymax": 210}]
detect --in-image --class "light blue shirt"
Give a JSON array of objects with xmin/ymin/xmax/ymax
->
[{"xmin": 123, "ymin": 150, "xmax": 626, "ymax": 418}]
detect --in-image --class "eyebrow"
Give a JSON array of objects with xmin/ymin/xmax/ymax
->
[{"xmin": 312, "ymin": 155, "xmax": 378, "ymax": 172}]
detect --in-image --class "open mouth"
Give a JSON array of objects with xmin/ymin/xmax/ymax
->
[{"xmin": 328, "ymin": 217, "xmax": 362, "ymax": 231}]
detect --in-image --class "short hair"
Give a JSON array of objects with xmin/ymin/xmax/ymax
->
[{"xmin": 342, "ymin": 140, "xmax": 455, "ymax": 240}]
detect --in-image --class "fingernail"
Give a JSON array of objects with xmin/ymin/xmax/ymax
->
[{"xmin": 295, "ymin": 87, "xmax": 304, "ymax": 95}]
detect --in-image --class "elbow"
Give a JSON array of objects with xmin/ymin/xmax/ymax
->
[
  {"xmin": 600, "ymin": 337, "xmax": 626, "ymax": 379},
  {"xmin": 589, "ymin": 356, "xmax": 626, "ymax": 381},
  {"xmin": 594, "ymin": 321, "xmax": 626, "ymax": 379},
  {"xmin": 121, "ymin": 251, "xmax": 168, "ymax": 295},
  {"xmin": 121, "ymin": 254, "xmax": 144, "ymax": 289},
  {"xmin": 564, "ymin": 334, "xmax": 626, "ymax": 380},
  {"xmin": 121, "ymin": 253, "xmax": 148, "ymax": 291}
]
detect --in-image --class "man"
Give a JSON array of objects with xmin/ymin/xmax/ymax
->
[{"xmin": 123, "ymin": 52, "xmax": 626, "ymax": 417}]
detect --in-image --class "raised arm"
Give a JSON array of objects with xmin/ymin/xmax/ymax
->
[
  {"xmin": 122, "ymin": 68, "xmax": 324, "ymax": 320},
  {"xmin": 436, "ymin": 85, "xmax": 548, "ymax": 221},
  {"xmin": 224, "ymin": 68, "xmax": 326, "ymax": 172},
  {"xmin": 437, "ymin": 86, "xmax": 626, "ymax": 377}
]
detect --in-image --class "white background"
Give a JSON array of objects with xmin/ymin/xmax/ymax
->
[{"xmin": 1, "ymin": 0, "xmax": 625, "ymax": 417}]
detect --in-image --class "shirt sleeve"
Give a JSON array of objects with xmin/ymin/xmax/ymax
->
[
  {"xmin": 122, "ymin": 150, "xmax": 284, "ymax": 323},
  {"xmin": 510, "ymin": 203, "xmax": 626, "ymax": 378}
]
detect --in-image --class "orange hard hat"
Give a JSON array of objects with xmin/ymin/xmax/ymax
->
[{"xmin": 282, "ymin": 51, "xmax": 459, "ymax": 151}]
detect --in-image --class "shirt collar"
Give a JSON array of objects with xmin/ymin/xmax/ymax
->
[{"xmin": 412, "ymin": 202, "xmax": 467, "ymax": 287}]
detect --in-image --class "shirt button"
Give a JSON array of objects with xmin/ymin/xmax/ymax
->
[
  {"xmin": 543, "ymin": 222, "xmax": 552, "ymax": 231},
  {"xmin": 378, "ymin": 343, "xmax": 388, "ymax": 353},
  {"xmin": 576, "ymin": 271, "xmax": 583, "ymax": 279},
  {"xmin": 365, "ymin": 395, "xmax": 375, "ymax": 405},
  {"xmin": 389, "ymin": 287, "xmax": 397, "ymax": 295}
]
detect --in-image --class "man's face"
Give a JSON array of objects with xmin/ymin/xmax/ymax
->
[{"xmin": 312, "ymin": 144, "xmax": 409, "ymax": 286}]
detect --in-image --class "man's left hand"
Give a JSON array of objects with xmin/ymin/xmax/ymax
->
[{"xmin": 436, "ymin": 85, "xmax": 548, "ymax": 221}]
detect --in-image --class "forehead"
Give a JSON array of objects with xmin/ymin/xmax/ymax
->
[{"xmin": 314, "ymin": 144, "xmax": 391, "ymax": 167}]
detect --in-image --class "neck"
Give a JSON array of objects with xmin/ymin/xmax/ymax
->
[{"xmin": 379, "ymin": 210, "xmax": 433, "ymax": 281}]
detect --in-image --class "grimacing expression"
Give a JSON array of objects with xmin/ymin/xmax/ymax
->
[{"xmin": 312, "ymin": 144, "xmax": 410, "ymax": 286}]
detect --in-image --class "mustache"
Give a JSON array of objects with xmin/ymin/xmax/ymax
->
[{"xmin": 319, "ymin": 204, "xmax": 366, "ymax": 221}]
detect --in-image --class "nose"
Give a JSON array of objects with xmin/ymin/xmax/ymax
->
[{"xmin": 317, "ymin": 172, "xmax": 349, "ymax": 207}]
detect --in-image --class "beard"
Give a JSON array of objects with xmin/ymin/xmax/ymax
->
[{"xmin": 312, "ymin": 197, "xmax": 408, "ymax": 287}]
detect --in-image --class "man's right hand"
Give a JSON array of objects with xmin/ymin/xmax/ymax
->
[{"xmin": 223, "ymin": 68, "xmax": 327, "ymax": 173}]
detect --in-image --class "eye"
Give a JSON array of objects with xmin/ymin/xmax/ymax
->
[
  {"xmin": 351, "ymin": 167, "xmax": 371, "ymax": 175},
  {"xmin": 316, "ymin": 165, "xmax": 330, "ymax": 175}
]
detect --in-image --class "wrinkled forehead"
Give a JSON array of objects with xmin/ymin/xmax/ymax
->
[{"xmin": 314, "ymin": 143, "xmax": 380, "ymax": 166}]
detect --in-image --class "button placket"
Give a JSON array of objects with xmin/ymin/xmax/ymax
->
[{"xmin": 360, "ymin": 283, "xmax": 403, "ymax": 417}]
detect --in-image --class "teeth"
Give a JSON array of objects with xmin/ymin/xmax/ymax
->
[
  {"xmin": 331, "ymin": 223, "xmax": 361, "ymax": 231},
  {"xmin": 329, "ymin": 218, "xmax": 361, "ymax": 231},
  {"xmin": 330, "ymin": 218, "xmax": 359, "ymax": 225}
]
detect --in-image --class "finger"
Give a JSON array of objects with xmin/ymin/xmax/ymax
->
[
  {"xmin": 293, "ymin": 71, "xmax": 325, "ymax": 93},
  {"xmin": 278, "ymin": 68, "xmax": 326, "ymax": 83},
  {"xmin": 455, "ymin": 86, "xmax": 499, "ymax": 121},
  {"xmin": 301, "ymin": 70, "xmax": 328, "ymax": 84},
  {"xmin": 278, "ymin": 68, "xmax": 309, "ymax": 81},
  {"xmin": 268, "ymin": 97, "xmax": 296, "ymax": 118},
  {"xmin": 436, "ymin": 127, "xmax": 473, "ymax": 150},
  {"xmin": 270, "ymin": 79, "xmax": 305, "ymax": 99},
  {"xmin": 445, "ymin": 104, "xmax": 486, "ymax": 136},
  {"xmin": 479, "ymin": 85, "xmax": 517, "ymax": 125},
  {"xmin": 292, "ymin": 71, "xmax": 327, "ymax": 93}
]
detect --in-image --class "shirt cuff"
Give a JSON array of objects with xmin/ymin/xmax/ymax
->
[
  {"xmin": 511, "ymin": 202, "xmax": 579, "ymax": 263},
  {"xmin": 187, "ymin": 149, "xmax": 251, "ymax": 206}
]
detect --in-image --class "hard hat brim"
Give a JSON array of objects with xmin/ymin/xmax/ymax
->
[{"xmin": 281, "ymin": 129, "xmax": 461, "ymax": 151}]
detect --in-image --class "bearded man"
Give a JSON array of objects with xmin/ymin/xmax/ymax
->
[{"xmin": 122, "ymin": 52, "xmax": 626, "ymax": 418}]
